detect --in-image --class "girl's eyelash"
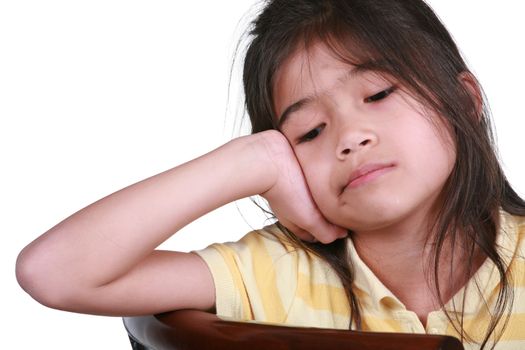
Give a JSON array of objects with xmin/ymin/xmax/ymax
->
[
  {"xmin": 295, "ymin": 86, "xmax": 395, "ymax": 144},
  {"xmin": 298, "ymin": 124, "xmax": 325, "ymax": 144},
  {"xmin": 364, "ymin": 86, "xmax": 396, "ymax": 103}
]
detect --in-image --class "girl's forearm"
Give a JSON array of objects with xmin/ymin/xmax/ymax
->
[{"xmin": 16, "ymin": 131, "xmax": 281, "ymax": 294}]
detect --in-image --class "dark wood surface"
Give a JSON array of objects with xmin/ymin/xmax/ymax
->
[{"xmin": 123, "ymin": 310, "xmax": 465, "ymax": 350}]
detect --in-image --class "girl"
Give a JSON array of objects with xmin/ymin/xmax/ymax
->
[{"xmin": 15, "ymin": 1, "xmax": 525, "ymax": 349}]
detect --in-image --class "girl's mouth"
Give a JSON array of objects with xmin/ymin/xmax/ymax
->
[{"xmin": 345, "ymin": 163, "xmax": 396, "ymax": 190}]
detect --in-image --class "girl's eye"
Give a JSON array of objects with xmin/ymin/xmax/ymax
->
[
  {"xmin": 298, "ymin": 124, "xmax": 325, "ymax": 143},
  {"xmin": 364, "ymin": 86, "xmax": 395, "ymax": 103}
]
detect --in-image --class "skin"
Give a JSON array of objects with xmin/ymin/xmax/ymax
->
[
  {"xmin": 273, "ymin": 43, "xmax": 459, "ymax": 324},
  {"xmin": 274, "ymin": 43, "xmax": 456, "ymax": 234},
  {"xmin": 15, "ymin": 129, "xmax": 341, "ymax": 316}
]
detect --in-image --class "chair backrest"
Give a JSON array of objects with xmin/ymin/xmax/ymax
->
[{"xmin": 123, "ymin": 310, "xmax": 465, "ymax": 350}]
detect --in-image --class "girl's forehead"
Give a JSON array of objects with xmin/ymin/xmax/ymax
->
[
  {"xmin": 273, "ymin": 43, "xmax": 352, "ymax": 113},
  {"xmin": 272, "ymin": 38, "xmax": 382, "ymax": 93},
  {"xmin": 275, "ymin": 40, "xmax": 361, "ymax": 79},
  {"xmin": 272, "ymin": 42, "xmax": 385, "ymax": 121}
]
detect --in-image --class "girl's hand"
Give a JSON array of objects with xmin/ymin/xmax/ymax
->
[{"xmin": 257, "ymin": 130, "xmax": 347, "ymax": 244}]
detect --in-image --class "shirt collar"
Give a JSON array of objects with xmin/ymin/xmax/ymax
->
[
  {"xmin": 346, "ymin": 210, "xmax": 523, "ymax": 315},
  {"xmin": 346, "ymin": 236, "xmax": 404, "ymax": 310}
]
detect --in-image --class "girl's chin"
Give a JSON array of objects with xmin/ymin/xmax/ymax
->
[{"xmin": 328, "ymin": 209, "xmax": 409, "ymax": 233}]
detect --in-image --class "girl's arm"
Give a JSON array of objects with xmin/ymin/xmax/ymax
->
[{"xmin": 16, "ymin": 130, "xmax": 342, "ymax": 316}]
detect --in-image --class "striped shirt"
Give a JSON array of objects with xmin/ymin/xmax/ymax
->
[{"xmin": 195, "ymin": 211, "xmax": 525, "ymax": 349}]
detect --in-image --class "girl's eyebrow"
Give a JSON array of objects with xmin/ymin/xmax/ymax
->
[{"xmin": 277, "ymin": 65, "xmax": 372, "ymax": 129}]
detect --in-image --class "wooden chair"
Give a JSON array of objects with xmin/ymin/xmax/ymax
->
[{"xmin": 123, "ymin": 310, "xmax": 464, "ymax": 349}]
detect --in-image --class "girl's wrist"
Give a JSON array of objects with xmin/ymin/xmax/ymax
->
[{"xmin": 225, "ymin": 130, "xmax": 287, "ymax": 197}]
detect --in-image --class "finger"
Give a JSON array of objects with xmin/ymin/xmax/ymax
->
[
  {"xmin": 313, "ymin": 226, "xmax": 347, "ymax": 244},
  {"xmin": 277, "ymin": 220, "xmax": 317, "ymax": 242},
  {"xmin": 300, "ymin": 213, "xmax": 348, "ymax": 244}
]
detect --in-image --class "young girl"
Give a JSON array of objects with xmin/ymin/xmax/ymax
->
[{"xmin": 16, "ymin": 1, "xmax": 525, "ymax": 349}]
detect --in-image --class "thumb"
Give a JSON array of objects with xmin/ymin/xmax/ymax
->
[{"xmin": 310, "ymin": 222, "xmax": 348, "ymax": 244}]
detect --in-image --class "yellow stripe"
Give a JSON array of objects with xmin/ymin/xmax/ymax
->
[
  {"xmin": 212, "ymin": 244, "xmax": 254, "ymax": 320},
  {"xmin": 361, "ymin": 315, "xmax": 405, "ymax": 332},
  {"xmin": 446, "ymin": 312, "xmax": 525, "ymax": 342},
  {"xmin": 296, "ymin": 272, "xmax": 349, "ymax": 315},
  {"xmin": 510, "ymin": 259, "xmax": 525, "ymax": 287},
  {"xmin": 500, "ymin": 313, "xmax": 525, "ymax": 340},
  {"xmin": 245, "ymin": 233, "xmax": 287, "ymax": 322}
]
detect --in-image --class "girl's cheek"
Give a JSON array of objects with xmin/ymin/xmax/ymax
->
[
  {"xmin": 295, "ymin": 146, "xmax": 325, "ymax": 170},
  {"xmin": 300, "ymin": 154, "xmax": 331, "ymax": 187},
  {"xmin": 426, "ymin": 115, "xmax": 458, "ymax": 158}
]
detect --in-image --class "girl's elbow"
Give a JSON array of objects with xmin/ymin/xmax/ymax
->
[{"xmin": 16, "ymin": 245, "xmax": 76, "ymax": 311}]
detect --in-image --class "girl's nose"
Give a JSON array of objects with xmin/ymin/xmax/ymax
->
[{"xmin": 336, "ymin": 129, "xmax": 378, "ymax": 160}]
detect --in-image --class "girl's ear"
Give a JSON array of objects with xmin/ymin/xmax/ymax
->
[{"xmin": 458, "ymin": 71, "xmax": 483, "ymax": 120}]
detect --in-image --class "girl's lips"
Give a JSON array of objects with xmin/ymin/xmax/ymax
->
[{"xmin": 345, "ymin": 163, "xmax": 396, "ymax": 189}]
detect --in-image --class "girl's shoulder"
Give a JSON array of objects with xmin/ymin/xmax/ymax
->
[
  {"xmin": 194, "ymin": 223, "xmax": 332, "ymax": 277},
  {"xmin": 500, "ymin": 210, "xmax": 525, "ymax": 248},
  {"xmin": 498, "ymin": 211, "xmax": 525, "ymax": 282}
]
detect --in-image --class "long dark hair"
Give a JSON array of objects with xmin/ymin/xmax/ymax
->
[{"xmin": 241, "ymin": 0, "xmax": 525, "ymax": 348}]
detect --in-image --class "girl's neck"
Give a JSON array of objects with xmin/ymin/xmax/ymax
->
[{"xmin": 350, "ymin": 208, "xmax": 486, "ymax": 327}]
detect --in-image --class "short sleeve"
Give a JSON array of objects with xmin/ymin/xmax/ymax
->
[
  {"xmin": 193, "ymin": 225, "xmax": 300, "ymax": 323},
  {"xmin": 194, "ymin": 240, "xmax": 253, "ymax": 319}
]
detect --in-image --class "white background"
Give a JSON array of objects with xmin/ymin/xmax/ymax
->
[{"xmin": 1, "ymin": 1, "xmax": 524, "ymax": 348}]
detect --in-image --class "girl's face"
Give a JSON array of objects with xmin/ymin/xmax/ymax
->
[{"xmin": 273, "ymin": 43, "xmax": 456, "ymax": 233}]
